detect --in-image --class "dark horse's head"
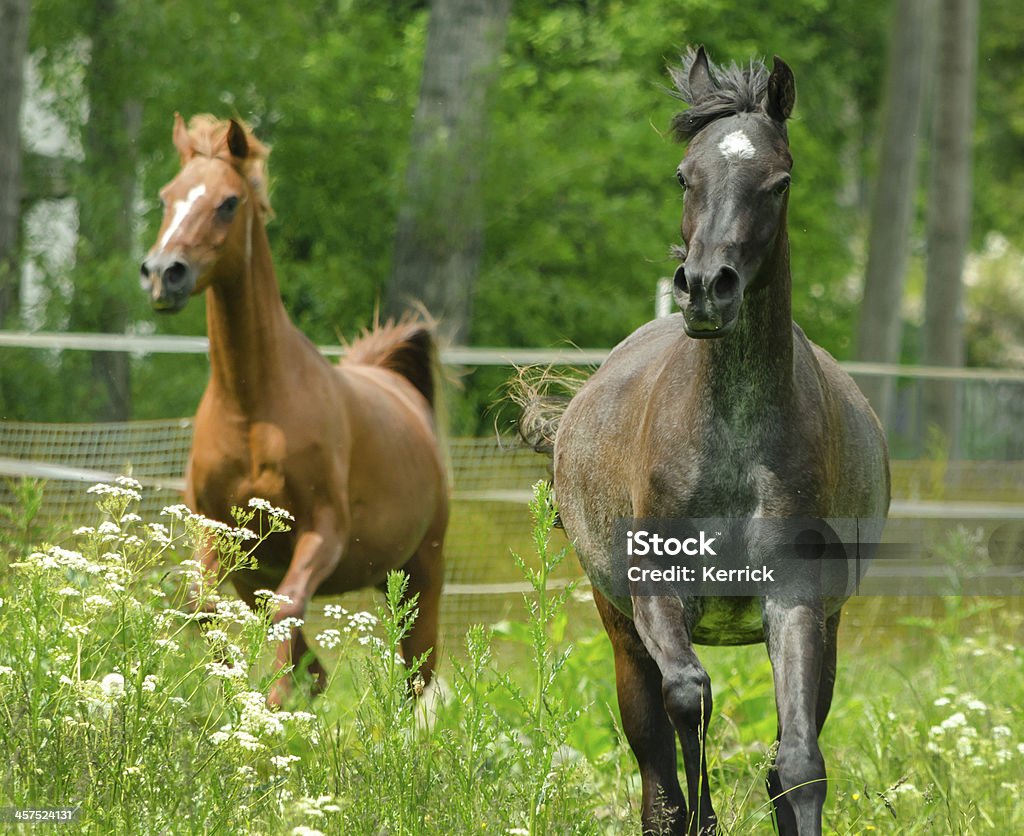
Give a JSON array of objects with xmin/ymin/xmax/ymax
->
[{"xmin": 669, "ymin": 47, "xmax": 795, "ymax": 338}]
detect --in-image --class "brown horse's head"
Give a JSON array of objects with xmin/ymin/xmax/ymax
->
[
  {"xmin": 140, "ymin": 114, "xmax": 272, "ymax": 312},
  {"xmin": 669, "ymin": 48, "xmax": 795, "ymax": 338}
]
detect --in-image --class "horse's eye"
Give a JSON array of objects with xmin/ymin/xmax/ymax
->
[
  {"xmin": 676, "ymin": 169, "xmax": 688, "ymax": 190},
  {"xmin": 773, "ymin": 178, "xmax": 791, "ymax": 197},
  {"xmin": 217, "ymin": 196, "xmax": 240, "ymax": 219}
]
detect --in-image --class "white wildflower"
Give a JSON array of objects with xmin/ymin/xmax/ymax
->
[
  {"xmin": 933, "ymin": 697, "xmax": 951, "ymax": 707},
  {"xmin": 87, "ymin": 482, "xmax": 141, "ymax": 502},
  {"xmin": 100, "ymin": 672, "xmax": 125, "ymax": 697},
  {"xmin": 254, "ymin": 589, "xmax": 294, "ymax": 606},
  {"xmin": 346, "ymin": 611, "xmax": 378, "ymax": 633},
  {"xmin": 271, "ymin": 754, "xmax": 302, "ymax": 771},
  {"xmin": 316, "ymin": 629, "xmax": 343, "ymax": 650},
  {"xmin": 248, "ymin": 497, "xmax": 295, "ymax": 521},
  {"xmin": 323, "ymin": 603, "xmax": 348, "ymax": 620},
  {"xmin": 267, "ymin": 617, "xmax": 304, "ymax": 644},
  {"xmin": 206, "ymin": 661, "xmax": 247, "ymax": 680},
  {"xmin": 142, "ymin": 675, "xmax": 157, "ymax": 693},
  {"xmin": 233, "ymin": 731, "xmax": 264, "ymax": 752},
  {"xmin": 940, "ymin": 712, "xmax": 968, "ymax": 730}
]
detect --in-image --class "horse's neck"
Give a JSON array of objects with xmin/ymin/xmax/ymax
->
[
  {"xmin": 205, "ymin": 216, "xmax": 305, "ymax": 413},
  {"xmin": 693, "ymin": 231, "xmax": 794, "ymax": 416}
]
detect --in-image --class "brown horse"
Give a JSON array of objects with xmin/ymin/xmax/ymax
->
[
  {"xmin": 140, "ymin": 114, "xmax": 448, "ymax": 704},
  {"xmin": 534, "ymin": 49, "xmax": 889, "ymax": 834}
]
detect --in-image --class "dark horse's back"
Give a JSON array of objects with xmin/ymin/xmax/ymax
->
[{"xmin": 553, "ymin": 314, "xmax": 889, "ymax": 639}]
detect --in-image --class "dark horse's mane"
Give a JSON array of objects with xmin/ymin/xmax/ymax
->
[{"xmin": 668, "ymin": 48, "xmax": 772, "ymax": 141}]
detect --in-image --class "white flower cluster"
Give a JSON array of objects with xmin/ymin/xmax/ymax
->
[
  {"xmin": 207, "ymin": 690, "xmax": 319, "ymax": 755},
  {"xmin": 87, "ymin": 476, "xmax": 143, "ymax": 503},
  {"xmin": 927, "ymin": 690, "xmax": 1019, "ymax": 767},
  {"xmin": 267, "ymin": 617, "xmax": 305, "ymax": 644},
  {"xmin": 247, "ymin": 497, "xmax": 295, "ymax": 521}
]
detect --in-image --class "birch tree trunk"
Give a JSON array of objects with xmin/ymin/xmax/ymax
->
[{"xmin": 385, "ymin": 0, "xmax": 512, "ymax": 343}]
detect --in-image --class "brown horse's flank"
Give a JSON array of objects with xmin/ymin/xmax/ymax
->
[
  {"xmin": 141, "ymin": 115, "xmax": 448, "ymax": 705},
  {"xmin": 544, "ymin": 48, "xmax": 889, "ymax": 835}
]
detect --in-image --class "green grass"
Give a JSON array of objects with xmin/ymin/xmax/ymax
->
[{"xmin": 0, "ymin": 478, "xmax": 1021, "ymax": 834}]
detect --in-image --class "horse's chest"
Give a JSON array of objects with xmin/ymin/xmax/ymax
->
[{"xmin": 191, "ymin": 421, "xmax": 289, "ymax": 514}]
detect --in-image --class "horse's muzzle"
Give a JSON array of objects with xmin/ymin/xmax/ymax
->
[
  {"xmin": 673, "ymin": 262, "xmax": 741, "ymax": 338},
  {"xmin": 140, "ymin": 253, "xmax": 195, "ymax": 313}
]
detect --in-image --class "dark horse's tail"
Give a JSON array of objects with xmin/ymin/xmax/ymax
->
[
  {"xmin": 343, "ymin": 318, "xmax": 441, "ymax": 414},
  {"xmin": 508, "ymin": 366, "xmax": 586, "ymax": 457}
]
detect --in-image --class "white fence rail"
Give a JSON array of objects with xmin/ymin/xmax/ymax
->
[{"xmin": 4, "ymin": 329, "xmax": 1024, "ymax": 382}]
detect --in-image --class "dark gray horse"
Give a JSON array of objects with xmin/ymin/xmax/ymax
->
[{"xmin": 546, "ymin": 48, "xmax": 890, "ymax": 835}]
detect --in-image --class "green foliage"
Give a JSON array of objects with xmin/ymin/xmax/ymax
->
[
  {"xmin": 11, "ymin": 0, "xmax": 1024, "ymax": 428},
  {"xmin": 2, "ymin": 479, "xmax": 1024, "ymax": 833}
]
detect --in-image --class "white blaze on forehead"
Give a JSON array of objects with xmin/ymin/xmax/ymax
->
[
  {"xmin": 159, "ymin": 184, "xmax": 206, "ymax": 250},
  {"xmin": 718, "ymin": 130, "xmax": 756, "ymax": 161}
]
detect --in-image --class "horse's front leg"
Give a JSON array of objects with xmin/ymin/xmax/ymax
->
[
  {"xmin": 267, "ymin": 522, "xmax": 344, "ymax": 706},
  {"xmin": 632, "ymin": 593, "xmax": 717, "ymax": 836},
  {"xmin": 762, "ymin": 597, "xmax": 828, "ymax": 836}
]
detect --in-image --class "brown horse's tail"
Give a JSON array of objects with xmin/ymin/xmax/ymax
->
[
  {"xmin": 343, "ymin": 318, "xmax": 441, "ymax": 413},
  {"xmin": 507, "ymin": 365, "xmax": 587, "ymax": 457}
]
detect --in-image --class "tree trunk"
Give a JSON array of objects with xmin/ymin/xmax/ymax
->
[
  {"xmin": 855, "ymin": 0, "xmax": 932, "ymax": 428},
  {"xmin": 65, "ymin": 0, "xmax": 140, "ymax": 421},
  {"xmin": 385, "ymin": 0, "xmax": 512, "ymax": 343},
  {"xmin": 0, "ymin": 0, "xmax": 30, "ymax": 327},
  {"xmin": 922, "ymin": 0, "xmax": 978, "ymax": 457}
]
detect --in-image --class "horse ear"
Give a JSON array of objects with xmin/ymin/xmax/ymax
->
[
  {"xmin": 172, "ymin": 113, "xmax": 192, "ymax": 163},
  {"xmin": 226, "ymin": 119, "xmax": 249, "ymax": 160},
  {"xmin": 688, "ymin": 46, "xmax": 715, "ymax": 103},
  {"xmin": 765, "ymin": 56, "xmax": 796, "ymax": 122}
]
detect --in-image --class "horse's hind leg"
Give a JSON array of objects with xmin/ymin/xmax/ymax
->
[
  {"xmin": 397, "ymin": 519, "xmax": 446, "ymax": 688},
  {"xmin": 763, "ymin": 599, "xmax": 832, "ymax": 836},
  {"xmin": 594, "ymin": 589, "xmax": 687, "ymax": 835}
]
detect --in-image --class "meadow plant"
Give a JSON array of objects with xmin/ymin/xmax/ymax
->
[
  {"xmin": 1, "ymin": 478, "xmax": 1019, "ymax": 833},
  {"xmin": 0, "ymin": 478, "xmax": 321, "ymax": 833}
]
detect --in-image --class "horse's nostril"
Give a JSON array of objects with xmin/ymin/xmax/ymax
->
[
  {"xmin": 710, "ymin": 267, "xmax": 740, "ymax": 302},
  {"xmin": 672, "ymin": 263, "xmax": 689, "ymax": 294},
  {"xmin": 140, "ymin": 262, "xmax": 151, "ymax": 279},
  {"xmin": 163, "ymin": 261, "xmax": 187, "ymax": 288}
]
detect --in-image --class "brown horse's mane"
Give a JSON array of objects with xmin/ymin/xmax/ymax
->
[
  {"xmin": 667, "ymin": 48, "xmax": 773, "ymax": 140},
  {"xmin": 181, "ymin": 114, "xmax": 274, "ymax": 218}
]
